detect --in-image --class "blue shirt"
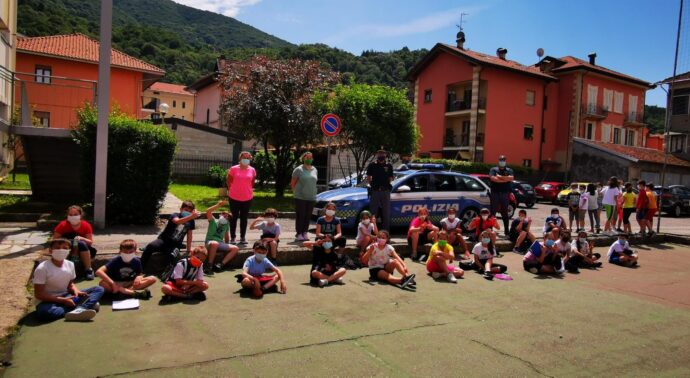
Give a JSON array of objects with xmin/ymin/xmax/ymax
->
[
  {"xmin": 243, "ymin": 255, "xmax": 276, "ymax": 277},
  {"xmin": 105, "ymin": 256, "xmax": 143, "ymax": 281},
  {"xmin": 317, "ymin": 216, "xmax": 341, "ymax": 235},
  {"xmin": 544, "ymin": 215, "xmax": 564, "ymax": 229}
]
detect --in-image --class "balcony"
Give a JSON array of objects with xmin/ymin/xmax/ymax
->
[
  {"xmin": 442, "ymin": 130, "xmax": 484, "ymax": 150},
  {"xmin": 582, "ymin": 104, "xmax": 608, "ymax": 119},
  {"xmin": 445, "ymin": 98, "xmax": 486, "ymax": 117},
  {"xmin": 624, "ymin": 111, "xmax": 646, "ymax": 126}
]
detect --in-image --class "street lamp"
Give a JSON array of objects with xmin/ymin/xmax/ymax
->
[{"xmin": 159, "ymin": 102, "xmax": 169, "ymax": 123}]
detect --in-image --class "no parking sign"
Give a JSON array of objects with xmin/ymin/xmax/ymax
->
[{"xmin": 320, "ymin": 113, "xmax": 341, "ymax": 137}]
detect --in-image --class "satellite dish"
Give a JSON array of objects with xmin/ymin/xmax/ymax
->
[{"xmin": 536, "ymin": 48, "xmax": 544, "ymax": 58}]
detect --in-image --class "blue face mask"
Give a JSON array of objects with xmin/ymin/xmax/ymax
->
[
  {"xmin": 254, "ymin": 253, "xmax": 266, "ymax": 262},
  {"xmin": 241, "ymin": 158, "xmax": 251, "ymax": 166},
  {"xmin": 180, "ymin": 211, "xmax": 191, "ymax": 217},
  {"xmin": 545, "ymin": 239, "xmax": 555, "ymax": 248},
  {"xmin": 323, "ymin": 242, "xmax": 333, "ymax": 250},
  {"xmin": 481, "ymin": 238, "xmax": 491, "ymax": 245},
  {"xmin": 498, "ymin": 161, "xmax": 507, "ymax": 168},
  {"xmin": 618, "ymin": 239, "xmax": 626, "ymax": 246}
]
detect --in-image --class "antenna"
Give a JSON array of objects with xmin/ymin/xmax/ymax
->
[
  {"xmin": 536, "ymin": 48, "xmax": 544, "ymax": 58},
  {"xmin": 456, "ymin": 12, "xmax": 469, "ymax": 31}
]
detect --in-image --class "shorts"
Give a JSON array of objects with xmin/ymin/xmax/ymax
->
[
  {"xmin": 636, "ymin": 209, "xmax": 647, "ymax": 221},
  {"xmin": 609, "ymin": 255, "xmax": 621, "ymax": 265},
  {"xmin": 568, "ymin": 207, "xmax": 578, "ymax": 220},
  {"xmin": 645, "ymin": 208, "xmax": 657, "ymax": 221},
  {"xmin": 622, "ymin": 208, "xmax": 635, "ymax": 225},
  {"xmin": 523, "ymin": 260, "xmax": 542, "ymax": 272},
  {"xmin": 206, "ymin": 241, "xmax": 234, "ymax": 252},
  {"xmin": 114, "ymin": 280, "xmax": 134, "ymax": 288},
  {"xmin": 426, "ymin": 259, "xmax": 457, "ymax": 274},
  {"xmin": 165, "ymin": 280, "xmax": 185, "ymax": 293},
  {"xmin": 577, "ymin": 209, "xmax": 587, "ymax": 222},
  {"xmin": 604, "ymin": 204, "xmax": 616, "ymax": 221},
  {"xmin": 369, "ymin": 267, "xmax": 385, "ymax": 280},
  {"xmin": 508, "ymin": 231, "xmax": 520, "ymax": 243},
  {"xmin": 409, "ymin": 230, "xmax": 432, "ymax": 246}
]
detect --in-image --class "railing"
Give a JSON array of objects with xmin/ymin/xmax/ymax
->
[
  {"xmin": 582, "ymin": 104, "xmax": 608, "ymax": 117},
  {"xmin": 625, "ymin": 111, "xmax": 644, "ymax": 124},
  {"xmin": 446, "ymin": 98, "xmax": 486, "ymax": 113}
]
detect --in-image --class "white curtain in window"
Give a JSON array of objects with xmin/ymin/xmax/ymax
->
[
  {"xmin": 603, "ymin": 89, "xmax": 613, "ymax": 111},
  {"xmin": 614, "ymin": 92, "xmax": 624, "ymax": 113}
]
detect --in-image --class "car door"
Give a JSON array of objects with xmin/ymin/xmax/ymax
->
[
  {"xmin": 425, "ymin": 173, "xmax": 462, "ymax": 223},
  {"xmin": 390, "ymin": 173, "xmax": 430, "ymax": 227}
]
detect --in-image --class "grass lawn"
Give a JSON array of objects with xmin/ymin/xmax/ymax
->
[
  {"xmin": 0, "ymin": 173, "xmax": 31, "ymax": 190},
  {"xmin": 169, "ymin": 183, "xmax": 295, "ymax": 212}
]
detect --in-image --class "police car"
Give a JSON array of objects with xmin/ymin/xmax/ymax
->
[{"xmin": 313, "ymin": 165, "xmax": 491, "ymax": 231}]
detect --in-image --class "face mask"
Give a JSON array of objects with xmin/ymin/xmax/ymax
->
[
  {"xmin": 241, "ymin": 158, "xmax": 251, "ymax": 166},
  {"xmin": 481, "ymin": 215, "xmax": 488, "ymax": 220},
  {"xmin": 545, "ymin": 239, "xmax": 555, "ymax": 248},
  {"xmin": 377, "ymin": 156, "xmax": 386, "ymax": 162},
  {"xmin": 218, "ymin": 216, "xmax": 228, "ymax": 225},
  {"xmin": 419, "ymin": 215, "xmax": 427, "ymax": 220},
  {"xmin": 190, "ymin": 256, "xmax": 203, "ymax": 268},
  {"xmin": 438, "ymin": 240, "xmax": 447, "ymax": 248},
  {"xmin": 498, "ymin": 161, "xmax": 507, "ymax": 168},
  {"xmin": 325, "ymin": 209, "xmax": 336, "ymax": 217},
  {"xmin": 481, "ymin": 238, "xmax": 491, "ymax": 245},
  {"xmin": 67, "ymin": 215, "xmax": 81, "ymax": 225},
  {"xmin": 121, "ymin": 252, "xmax": 135, "ymax": 263},
  {"xmin": 181, "ymin": 211, "xmax": 191, "ymax": 217},
  {"xmin": 519, "ymin": 216, "xmax": 525, "ymax": 220},
  {"xmin": 303, "ymin": 159, "xmax": 313, "ymax": 165},
  {"xmin": 448, "ymin": 214, "xmax": 456, "ymax": 220},
  {"xmin": 551, "ymin": 213, "xmax": 558, "ymax": 218},
  {"xmin": 323, "ymin": 242, "xmax": 333, "ymax": 250},
  {"xmin": 618, "ymin": 239, "xmax": 626, "ymax": 246},
  {"xmin": 362, "ymin": 219, "xmax": 371, "ymax": 225},
  {"xmin": 265, "ymin": 217, "xmax": 275, "ymax": 224},
  {"xmin": 578, "ymin": 237, "xmax": 586, "ymax": 242},
  {"xmin": 254, "ymin": 253, "xmax": 266, "ymax": 262},
  {"xmin": 51, "ymin": 249, "xmax": 69, "ymax": 261},
  {"xmin": 377, "ymin": 238, "xmax": 387, "ymax": 246}
]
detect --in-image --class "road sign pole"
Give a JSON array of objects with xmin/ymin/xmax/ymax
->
[
  {"xmin": 94, "ymin": 0, "xmax": 112, "ymax": 229},
  {"xmin": 326, "ymin": 139, "xmax": 331, "ymax": 185}
]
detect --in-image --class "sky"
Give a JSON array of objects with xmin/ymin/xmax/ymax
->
[{"xmin": 171, "ymin": 0, "xmax": 688, "ymax": 107}]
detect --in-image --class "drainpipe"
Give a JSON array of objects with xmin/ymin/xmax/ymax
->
[{"xmin": 538, "ymin": 82, "xmax": 547, "ymax": 171}]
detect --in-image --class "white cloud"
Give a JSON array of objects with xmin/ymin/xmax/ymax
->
[{"xmin": 171, "ymin": 0, "xmax": 262, "ymax": 17}]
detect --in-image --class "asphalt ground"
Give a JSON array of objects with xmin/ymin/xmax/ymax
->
[{"xmin": 5, "ymin": 243, "xmax": 690, "ymax": 377}]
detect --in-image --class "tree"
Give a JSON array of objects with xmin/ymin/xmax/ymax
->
[
  {"xmin": 219, "ymin": 56, "xmax": 340, "ymax": 197},
  {"xmin": 315, "ymin": 83, "xmax": 419, "ymax": 182}
]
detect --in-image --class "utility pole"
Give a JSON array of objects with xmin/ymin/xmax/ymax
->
[{"xmin": 94, "ymin": 0, "xmax": 112, "ymax": 229}]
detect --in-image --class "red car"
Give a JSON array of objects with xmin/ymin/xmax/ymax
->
[
  {"xmin": 469, "ymin": 174, "xmax": 517, "ymax": 218},
  {"xmin": 535, "ymin": 181, "xmax": 568, "ymax": 204}
]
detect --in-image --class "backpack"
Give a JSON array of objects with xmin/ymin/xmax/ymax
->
[{"xmin": 160, "ymin": 248, "xmax": 184, "ymax": 282}]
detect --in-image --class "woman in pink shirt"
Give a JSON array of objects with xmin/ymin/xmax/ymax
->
[{"xmin": 227, "ymin": 151, "xmax": 257, "ymax": 245}]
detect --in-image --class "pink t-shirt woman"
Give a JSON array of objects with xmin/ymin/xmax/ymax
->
[{"xmin": 227, "ymin": 164, "xmax": 256, "ymax": 201}]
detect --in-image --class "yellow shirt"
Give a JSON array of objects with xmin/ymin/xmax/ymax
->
[
  {"xmin": 427, "ymin": 242, "xmax": 454, "ymax": 268},
  {"xmin": 622, "ymin": 192, "xmax": 637, "ymax": 208},
  {"xmin": 646, "ymin": 191, "xmax": 657, "ymax": 209}
]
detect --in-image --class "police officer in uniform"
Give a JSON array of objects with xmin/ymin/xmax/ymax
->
[
  {"xmin": 489, "ymin": 155, "xmax": 514, "ymax": 237},
  {"xmin": 366, "ymin": 150, "xmax": 394, "ymax": 231}
]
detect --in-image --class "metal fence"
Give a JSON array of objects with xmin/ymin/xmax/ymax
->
[{"xmin": 172, "ymin": 154, "xmax": 234, "ymax": 182}]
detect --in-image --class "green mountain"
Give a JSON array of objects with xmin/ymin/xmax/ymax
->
[
  {"xmin": 17, "ymin": 0, "xmax": 427, "ymax": 89},
  {"xmin": 644, "ymin": 105, "xmax": 667, "ymax": 134}
]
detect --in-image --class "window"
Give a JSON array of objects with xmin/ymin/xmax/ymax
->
[
  {"xmin": 523, "ymin": 124, "xmax": 534, "ymax": 140},
  {"xmin": 206, "ymin": 109, "xmax": 210, "ymax": 125},
  {"xmin": 523, "ymin": 159, "xmax": 532, "ymax": 167},
  {"xmin": 424, "ymin": 89, "xmax": 432, "ymax": 103},
  {"xmin": 672, "ymin": 95, "xmax": 689, "ymax": 115},
  {"xmin": 35, "ymin": 66, "xmax": 51, "ymax": 84},
  {"xmin": 182, "ymin": 101, "xmax": 186, "ymax": 109},
  {"xmin": 603, "ymin": 89, "xmax": 613, "ymax": 111},
  {"xmin": 460, "ymin": 120, "xmax": 470, "ymax": 146},
  {"xmin": 34, "ymin": 111, "xmax": 50, "ymax": 127},
  {"xmin": 586, "ymin": 122, "xmax": 594, "ymax": 140},
  {"xmin": 172, "ymin": 100, "xmax": 177, "ymax": 108},
  {"xmin": 601, "ymin": 124, "xmax": 611, "ymax": 142},
  {"xmin": 431, "ymin": 174, "xmax": 457, "ymax": 191},
  {"xmin": 614, "ymin": 92, "xmax": 624, "ymax": 113},
  {"xmin": 399, "ymin": 175, "xmax": 429, "ymax": 192},
  {"xmin": 613, "ymin": 127, "xmax": 622, "ymax": 144},
  {"xmin": 526, "ymin": 90, "xmax": 535, "ymax": 106},
  {"xmin": 628, "ymin": 95, "xmax": 638, "ymax": 117},
  {"xmin": 456, "ymin": 176, "xmax": 485, "ymax": 192},
  {"xmin": 587, "ymin": 85, "xmax": 598, "ymax": 108}
]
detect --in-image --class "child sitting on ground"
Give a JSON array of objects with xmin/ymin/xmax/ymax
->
[
  {"xmin": 363, "ymin": 230, "xmax": 416, "ymax": 289},
  {"xmin": 426, "ymin": 231, "xmax": 464, "ymax": 283},
  {"xmin": 460, "ymin": 230, "xmax": 508, "ymax": 280},
  {"xmin": 466, "ymin": 208, "xmax": 501, "ymax": 256},
  {"xmin": 407, "ymin": 207, "xmax": 439, "ymax": 261},
  {"xmin": 509, "ymin": 209, "xmax": 535, "ymax": 254},
  {"xmin": 239, "ymin": 242, "xmax": 287, "ymax": 298},
  {"xmin": 567, "ymin": 231, "xmax": 602, "ymax": 269},
  {"xmin": 523, "ymin": 237, "xmax": 561, "ymax": 275},
  {"xmin": 161, "ymin": 246, "xmax": 209, "ymax": 302},
  {"xmin": 607, "ymin": 233, "xmax": 639, "ymax": 267},
  {"xmin": 33, "ymin": 239, "xmax": 105, "ymax": 322},
  {"xmin": 52, "ymin": 205, "xmax": 97, "ymax": 280},
  {"xmin": 310, "ymin": 236, "xmax": 347, "ymax": 287},
  {"xmin": 356, "ymin": 211, "xmax": 378, "ymax": 253},
  {"xmin": 96, "ymin": 239, "xmax": 156, "ymax": 299},
  {"xmin": 440, "ymin": 207, "xmax": 469, "ymax": 256},
  {"xmin": 554, "ymin": 232, "xmax": 576, "ymax": 274},
  {"xmin": 204, "ymin": 200, "xmax": 239, "ymax": 276},
  {"xmin": 250, "ymin": 208, "xmax": 282, "ymax": 263}
]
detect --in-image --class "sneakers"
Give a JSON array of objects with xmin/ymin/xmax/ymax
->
[
  {"xmin": 302, "ymin": 233, "xmax": 310, "ymax": 240},
  {"xmin": 447, "ymin": 273, "xmax": 458, "ymax": 283},
  {"xmin": 431, "ymin": 272, "xmax": 442, "ymax": 279},
  {"xmin": 593, "ymin": 262, "xmax": 603, "ymax": 268},
  {"xmin": 411, "ymin": 254, "xmax": 420, "ymax": 262},
  {"xmin": 93, "ymin": 303, "xmax": 100, "ymax": 313},
  {"xmin": 528, "ymin": 267, "xmax": 539, "ymax": 274},
  {"xmin": 238, "ymin": 238, "xmax": 248, "ymax": 246},
  {"xmin": 418, "ymin": 254, "xmax": 427, "ymax": 263},
  {"xmin": 133, "ymin": 289, "xmax": 152, "ymax": 300},
  {"xmin": 295, "ymin": 234, "xmax": 306, "ymax": 241},
  {"xmin": 230, "ymin": 238, "xmax": 237, "ymax": 244},
  {"xmin": 616, "ymin": 227, "xmax": 624, "ymax": 233},
  {"xmin": 400, "ymin": 273, "xmax": 416, "ymax": 289},
  {"xmin": 335, "ymin": 277, "xmax": 344, "ymax": 284},
  {"xmin": 212, "ymin": 263, "xmax": 224, "ymax": 273},
  {"xmin": 648, "ymin": 231, "xmax": 656, "ymax": 238},
  {"xmin": 84, "ymin": 269, "xmax": 95, "ymax": 281},
  {"xmin": 191, "ymin": 292, "xmax": 206, "ymax": 301},
  {"xmin": 567, "ymin": 266, "xmax": 580, "ymax": 274},
  {"xmin": 483, "ymin": 271, "xmax": 494, "ymax": 280},
  {"xmin": 203, "ymin": 266, "xmax": 215, "ymax": 276},
  {"xmin": 65, "ymin": 307, "xmax": 97, "ymax": 322},
  {"xmin": 318, "ymin": 279, "xmax": 328, "ymax": 287}
]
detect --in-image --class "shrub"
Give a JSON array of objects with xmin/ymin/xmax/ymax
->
[
  {"xmin": 207, "ymin": 165, "xmax": 227, "ymax": 187},
  {"xmin": 413, "ymin": 158, "xmax": 533, "ymax": 177},
  {"xmin": 73, "ymin": 105, "xmax": 177, "ymax": 224},
  {"xmin": 253, "ymin": 150, "xmax": 277, "ymax": 187}
]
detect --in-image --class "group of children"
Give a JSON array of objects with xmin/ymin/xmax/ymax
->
[{"xmin": 33, "ymin": 196, "xmax": 644, "ymax": 322}]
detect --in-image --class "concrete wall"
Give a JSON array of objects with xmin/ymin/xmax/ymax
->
[
  {"xmin": 192, "ymin": 83, "xmax": 220, "ymax": 128},
  {"xmin": 571, "ymin": 141, "xmax": 631, "ymax": 183}
]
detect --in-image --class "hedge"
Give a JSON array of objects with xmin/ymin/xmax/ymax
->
[
  {"xmin": 73, "ymin": 106, "xmax": 177, "ymax": 224},
  {"xmin": 413, "ymin": 158, "xmax": 533, "ymax": 177}
]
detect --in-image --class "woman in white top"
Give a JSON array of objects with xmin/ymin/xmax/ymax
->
[{"xmin": 601, "ymin": 177, "xmax": 622, "ymax": 232}]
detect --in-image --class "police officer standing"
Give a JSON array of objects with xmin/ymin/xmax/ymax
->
[
  {"xmin": 489, "ymin": 155, "xmax": 514, "ymax": 237},
  {"xmin": 366, "ymin": 150, "xmax": 394, "ymax": 230}
]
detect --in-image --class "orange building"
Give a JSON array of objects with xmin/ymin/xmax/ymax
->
[
  {"xmin": 16, "ymin": 33, "xmax": 164, "ymax": 129},
  {"xmin": 407, "ymin": 31, "xmax": 654, "ymax": 172}
]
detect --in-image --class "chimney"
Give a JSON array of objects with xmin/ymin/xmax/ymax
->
[
  {"xmin": 496, "ymin": 47, "xmax": 508, "ymax": 60},
  {"xmin": 588, "ymin": 53, "xmax": 597, "ymax": 65},
  {"xmin": 456, "ymin": 31, "xmax": 466, "ymax": 50}
]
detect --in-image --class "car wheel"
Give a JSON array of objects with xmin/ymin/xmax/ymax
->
[
  {"xmin": 460, "ymin": 207, "xmax": 479, "ymax": 230},
  {"xmin": 674, "ymin": 204, "xmax": 682, "ymax": 218},
  {"xmin": 526, "ymin": 200, "xmax": 535, "ymax": 208}
]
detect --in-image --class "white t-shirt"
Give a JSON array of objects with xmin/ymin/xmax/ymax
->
[
  {"xmin": 356, "ymin": 222, "xmax": 375, "ymax": 241},
  {"xmin": 601, "ymin": 186, "xmax": 621, "ymax": 206},
  {"xmin": 33, "ymin": 259, "xmax": 76, "ymax": 297},
  {"xmin": 579, "ymin": 195, "xmax": 589, "ymax": 210},
  {"xmin": 572, "ymin": 239, "xmax": 591, "ymax": 257},
  {"xmin": 607, "ymin": 240, "xmax": 630, "ymax": 258},
  {"xmin": 472, "ymin": 242, "xmax": 493, "ymax": 260},
  {"xmin": 554, "ymin": 240, "xmax": 572, "ymax": 256},
  {"xmin": 368, "ymin": 244, "xmax": 395, "ymax": 269},
  {"xmin": 440, "ymin": 217, "xmax": 461, "ymax": 230},
  {"xmin": 587, "ymin": 193, "xmax": 599, "ymax": 210}
]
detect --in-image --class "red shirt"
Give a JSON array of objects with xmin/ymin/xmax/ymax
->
[
  {"xmin": 54, "ymin": 220, "xmax": 93, "ymax": 238},
  {"xmin": 407, "ymin": 216, "xmax": 433, "ymax": 237},
  {"xmin": 636, "ymin": 188, "xmax": 648, "ymax": 210},
  {"xmin": 468, "ymin": 216, "xmax": 499, "ymax": 236}
]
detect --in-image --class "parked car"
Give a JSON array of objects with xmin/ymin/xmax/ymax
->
[
  {"xmin": 327, "ymin": 163, "xmax": 445, "ymax": 190},
  {"xmin": 535, "ymin": 182, "xmax": 568, "ymax": 204},
  {"xmin": 328, "ymin": 172, "xmax": 363, "ymax": 190},
  {"xmin": 557, "ymin": 183, "xmax": 591, "ymax": 205},
  {"xmin": 655, "ymin": 185, "xmax": 690, "ymax": 217},
  {"xmin": 469, "ymin": 174, "xmax": 517, "ymax": 218},
  {"xmin": 511, "ymin": 180, "xmax": 536, "ymax": 208},
  {"xmin": 314, "ymin": 169, "xmax": 491, "ymax": 231}
]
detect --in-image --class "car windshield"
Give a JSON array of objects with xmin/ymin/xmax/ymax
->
[
  {"xmin": 539, "ymin": 184, "xmax": 552, "ymax": 189},
  {"xmin": 521, "ymin": 183, "xmax": 533, "ymax": 190}
]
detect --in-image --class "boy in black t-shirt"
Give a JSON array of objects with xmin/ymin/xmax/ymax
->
[
  {"xmin": 141, "ymin": 200, "xmax": 201, "ymax": 274},
  {"xmin": 565, "ymin": 184, "xmax": 581, "ymax": 231}
]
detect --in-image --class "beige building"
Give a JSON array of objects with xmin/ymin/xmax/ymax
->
[
  {"xmin": 142, "ymin": 82, "xmax": 195, "ymax": 121},
  {"xmin": 0, "ymin": 0, "xmax": 17, "ymax": 175}
]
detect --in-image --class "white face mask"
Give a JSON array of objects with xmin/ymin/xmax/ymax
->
[
  {"xmin": 265, "ymin": 217, "xmax": 275, "ymax": 224},
  {"xmin": 67, "ymin": 215, "xmax": 81, "ymax": 225},
  {"xmin": 121, "ymin": 252, "xmax": 135, "ymax": 263},
  {"xmin": 52, "ymin": 249, "xmax": 69, "ymax": 261},
  {"xmin": 362, "ymin": 219, "xmax": 371, "ymax": 225},
  {"xmin": 218, "ymin": 216, "xmax": 228, "ymax": 225},
  {"xmin": 481, "ymin": 215, "xmax": 488, "ymax": 220},
  {"xmin": 240, "ymin": 158, "xmax": 250, "ymax": 166},
  {"xmin": 325, "ymin": 209, "xmax": 336, "ymax": 217},
  {"xmin": 448, "ymin": 214, "xmax": 455, "ymax": 220},
  {"xmin": 254, "ymin": 253, "xmax": 266, "ymax": 262}
]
